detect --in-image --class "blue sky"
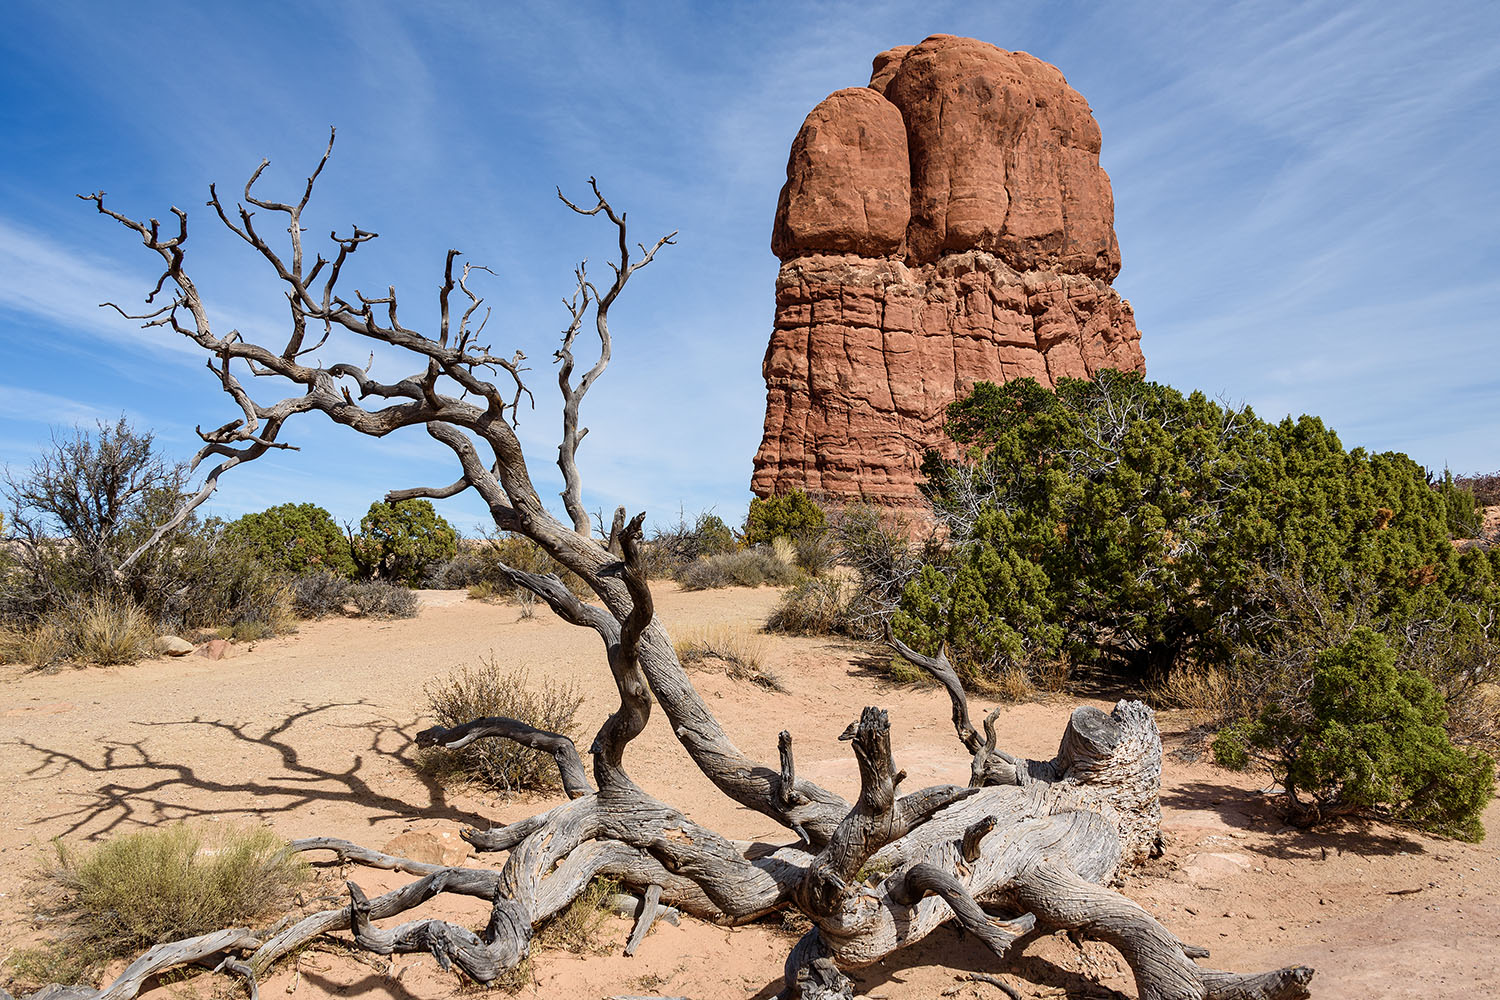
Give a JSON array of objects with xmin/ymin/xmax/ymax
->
[{"xmin": 2, "ymin": 1, "xmax": 1497, "ymax": 535}]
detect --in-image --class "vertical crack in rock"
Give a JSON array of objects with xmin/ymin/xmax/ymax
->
[{"xmin": 753, "ymin": 34, "xmax": 1146, "ymax": 515}]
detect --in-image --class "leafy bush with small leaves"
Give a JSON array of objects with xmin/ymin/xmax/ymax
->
[
  {"xmin": 347, "ymin": 580, "xmax": 420, "ymax": 619},
  {"xmin": 0, "ymin": 421, "xmax": 298, "ymax": 660},
  {"xmin": 151, "ymin": 534, "xmax": 296, "ymax": 637},
  {"xmin": 290, "ymin": 571, "xmax": 354, "ymax": 618},
  {"xmin": 743, "ymin": 490, "xmax": 826, "ymax": 545},
  {"xmin": 351, "ymin": 499, "xmax": 457, "ymax": 586},
  {"xmin": 8, "ymin": 825, "xmax": 307, "ymax": 992},
  {"xmin": 898, "ymin": 372, "xmax": 1490, "ymax": 684},
  {"xmin": 419, "ymin": 657, "xmax": 584, "ymax": 793},
  {"xmin": 832, "ymin": 504, "xmax": 922, "ymax": 641},
  {"xmin": 792, "ymin": 533, "xmax": 836, "ymax": 576},
  {"xmin": 2, "ymin": 418, "xmax": 187, "ymax": 621},
  {"xmin": 223, "ymin": 502, "xmax": 356, "ymax": 576},
  {"xmin": 675, "ymin": 546, "xmax": 799, "ymax": 591},
  {"xmin": 1212, "ymin": 627, "xmax": 1495, "ymax": 840}
]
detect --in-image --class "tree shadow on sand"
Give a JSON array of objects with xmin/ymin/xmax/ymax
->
[
  {"xmin": 1160, "ymin": 779, "xmax": 1426, "ymax": 859},
  {"xmin": 9, "ymin": 699, "xmax": 505, "ymax": 840}
]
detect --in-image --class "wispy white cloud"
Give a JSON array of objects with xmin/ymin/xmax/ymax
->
[
  {"xmin": 0, "ymin": 385, "xmax": 118, "ymax": 427},
  {"xmin": 0, "ymin": 218, "xmax": 200, "ymax": 361}
]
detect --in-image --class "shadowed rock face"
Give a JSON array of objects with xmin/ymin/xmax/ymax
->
[{"xmin": 753, "ymin": 34, "xmax": 1145, "ymax": 511}]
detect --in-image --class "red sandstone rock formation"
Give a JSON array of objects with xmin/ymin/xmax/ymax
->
[{"xmin": 753, "ymin": 34, "xmax": 1145, "ymax": 511}]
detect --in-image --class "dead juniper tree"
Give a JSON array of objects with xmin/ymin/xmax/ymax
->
[{"xmin": 19, "ymin": 131, "xmax": 1315, "ymax": 1000}]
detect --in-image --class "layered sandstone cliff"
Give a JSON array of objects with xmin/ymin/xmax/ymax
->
[{"xmin": 752, "ymin": 34, "xmax": 1145, "ymax": 509}]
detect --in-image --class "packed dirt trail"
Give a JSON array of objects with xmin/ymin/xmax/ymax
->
[{"xmin": 1, "ymin": 586, "xmax": 1495, "ymax": 999}]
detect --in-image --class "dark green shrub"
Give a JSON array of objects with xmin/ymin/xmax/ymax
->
[
  {"xmin": 898, "ymin": 372, "xmax": 1489, "ymax": 683},
  {"xmin": 223, "ymin": 502, "xmax": 356, "ymax": 576},
  {"xmin": 351, "ymin": 499, "xmax": 457, "ymax": 585},
  {"xmin": 744, "ymin": 490, "xmax": 826, "ymax": 545},
  {"xmin": 1212, "ymin": 628, "xmax": 1495, "ymax": 840}
]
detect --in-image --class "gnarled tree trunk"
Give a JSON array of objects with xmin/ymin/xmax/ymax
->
[{"xmin": 8, "ymin": 135, "xmax": 1315, "ymax": 1000}]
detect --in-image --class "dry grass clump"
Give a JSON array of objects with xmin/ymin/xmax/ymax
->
[
  {"xmin": 675, "ymin": 546, "xmax": 800, "ymax": 591},
  {"xmin": 419, "ymin": 656, "xmax": 584, "ymax": 793},
  {"xmin": 0, "ymin": 593, "xmax": 156, "ymax": 669},
  {"xmin": 1147, "ymin": 666, "xmax": 1241, "ymax": 729},
  {"xmin": 535, "ymin": 876, "xmax": 620, "ymax": 954},
  {"xmin": 7, "ymin": 824, "xmax": 308, "ymax": 992},
  {"xmin": 64, "ymin": 592, "xmax": 157, "ymax": 665},
  {"xmin": 0, "ymin": 621, "xmax": 66, "ymax": 669},
  {"xmin": 675, "ymin": 626, "xmax": 784, "ymax": 692}
]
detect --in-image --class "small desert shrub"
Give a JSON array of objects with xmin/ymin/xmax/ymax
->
[
  {"xmin": 743, "ymin": 490, "xmax": 826, "ymax": 545},
  {"xmin": 765, "ymin": 577, "xmax": 851, "ymax": 636},
  {"xmin": 8, "ymin": 825, "xmax": 307, "ymax": 992},
  {"xmin": 433, "ymin": 534, "xmax": 589, "ymax": 597},
  {"xmin": 832, "ymin": 503, "xmax": 921, "ymax": 641},
  {"xmin": 675, "ymin": 547, "xmax": 800, "ymax": 591},
  {"xmin": 1455, "ymin": 471, "xmax": 1500, "ymax": 507},
  {"xmin": 1212, "ymin": 628, "xmax": 1496, "ymax": 840},
  {"xmin": 467, "ymin": 579, "xmax": 501, "ymax": 602},
  {"xmin": 217, "ymin": 619, "xmax": 277, "ymax": 643},
  {"xmin": 793, "ymin": 533, "xmax": 836, "ymax": 575},
  {"xmin": 427, "ymin": 547, "xmax": 490, "ymax": 589},
  {"xmin": 644, "ymin": 510, "xmax": 737, "ymax": 577},
  {"xmin": 347, "ymin": 580, "xmax": 420, "ymax": 619},
  {"xmin": 536, "ymin": 876, "xmax": 619, "ymax": 954},
  {"xmin": 420, "ymin": 657, "xmax": 584, "ymax": 793},
  {"xmin": 675, "ymin": 626, "xmax": 783, "ymax": 691},
  {"xmin": 290, "ymin": 570, "xmax": 354, "ymax": 618}
]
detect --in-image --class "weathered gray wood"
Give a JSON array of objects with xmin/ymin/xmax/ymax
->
[
  {"xmin": 623, "ymin": 883, "xmax": 662, "ymax": 956},
  {"xmin": 416, "ymin": 717, "xmax": 592, "ymax": 799}
]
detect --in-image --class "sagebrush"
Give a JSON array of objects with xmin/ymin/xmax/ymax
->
[
  {"xmin": 420, "ymin": 657, "xmax": 584, "ymax": 793},
  {"xmin": 7, "ymin": 825, "xmax": 308, "ymax": 992}
]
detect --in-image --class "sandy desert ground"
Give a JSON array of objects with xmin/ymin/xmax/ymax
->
[{"xmin": 0, "ymin": 584, "xmax": 1495, "ymax": 1000}]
